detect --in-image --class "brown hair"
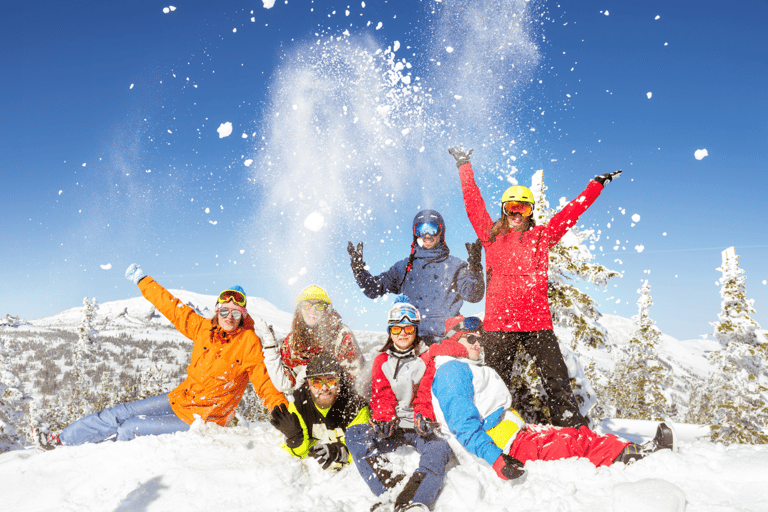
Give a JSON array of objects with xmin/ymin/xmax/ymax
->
[
  {"xmin": 289, "ymin": 306, "xmax": 344, "ymax": 352},
  {"xmin": 486, "ymin": 214, "xmax": 536, "ymax": 243}
]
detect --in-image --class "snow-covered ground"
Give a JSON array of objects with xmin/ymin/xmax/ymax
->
[{"xmin": 2, "ymin": 417, "xmax": 766, "ymax": 512}]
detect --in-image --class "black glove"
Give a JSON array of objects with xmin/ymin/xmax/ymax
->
[
  {"xmin": 414, "ymin": 414, "xmax": 440, "ymax": 437},
  {"xmin": 594, "ymin": 170, "xmax": 622, "ymax": 186},
  {"xmin": 448, "ymin": 146, "xmax": 473, "ymax": 168},
  {"xmin": 309, "ymin": 442, "xmax": 349, "ymax": 469},
  {"xmin": 465, "ymin": 240, "xmax": 483, "ymax": 274},
  {"xmin": 492, "ymin": 453, "xmax": 526, "ymax": 480},
  {"xmin": 372, "ymin": 419, "xmax": 398, "ymax": 439},
  {"xmin": 270, "ymin": 404, "xmax": 304, "ymax": 449},
  {"xmin": 347, "ymin": 241, "xmax": 366, "ymax": 274}
]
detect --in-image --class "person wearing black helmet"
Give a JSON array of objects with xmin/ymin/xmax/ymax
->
[
  {"xmin": 269, "ymin": 354, "xmax": 370, "ymax": 470},
  {"xmin": 347, "ymin": 209, "xmax": 485, "ymax": 346}
]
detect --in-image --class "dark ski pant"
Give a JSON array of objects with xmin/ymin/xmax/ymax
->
[
  {"xmin": 345, "ymin": 424, "xmax": 450, "ymax": 508},
  {"xmin": 60, "ymin": 393, "xmax": 190, "ymax": 445},
  {"xmin": 483, "ymin": 330, "xmax": 587, "ymax": 428}
]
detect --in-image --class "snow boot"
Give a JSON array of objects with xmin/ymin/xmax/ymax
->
[
  {"xmin": 31, "ymin": 425, "xmax": 62, "ymax": 451},
  {"xmin": 613, "ymin": 443, "xmax": 645, "ymax": 464},
  {"xmin": 643, "ymin": 422, "xmax": 677, "ymax": 453},
  {"xmin": 393, "ymin": 472, "xmax": 426, "ymax": 512},
  {"xmin": 366, "ymin": 454, "xmax": 406, "ymax": 489}
]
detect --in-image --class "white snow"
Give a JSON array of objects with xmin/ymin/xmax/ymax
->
[
  {"xmin": 631, "ymin": 214, "xmax": 641, "ymax": 223},
  {"xmin": 635, "ymin": 245, "xmax": 645, "ymax": 253},
  {"xmin": 262, "ymin": 0, "xmax": 276, "ymax": 8},
  {"xmin": 303, "ymin": 211, "xmax": 325, "ymax": 232},
  {"xmin": 244, "ymin": 159, "xmax": 253, "ymax": 166},
  {"xmin": 646, "ymin": 92, "xmax": 652, "ymax": 99},
  {"xmin": 99, "ymin": 263, "xmax": 112, "ymax": 270},
  {"xmin": 694, "ymin": 149, "xmax": 709, "ymax": 160},
  {"xmin": 217, "ymin": 122, "xmax": 233, "ymax": 138}
]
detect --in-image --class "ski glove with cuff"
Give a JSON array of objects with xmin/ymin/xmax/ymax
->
[
  {"xmin": 347, "ymin": 242, "xmax": 366, "ymax": 274},
  {"xmin": 492, "ymin": 453, "xmax": 525, "ymax": 481},
  {"xmin": 270, "ymin": 404, "xmax": 304, "ymax": 449},
  {"xmin": 414, "ymin": 414, "xmax": 440, "ymax": 437},
  {"xmin": 448, "ymin": 146, "xmax": 473, "ymax": 168},
  {"xmin": 125, "ymin": 264, "xmax": 146, "ymax": 285},
  {"xmin": 372, "ymin": 419, "xmax": 398, "ymax": 439},
  {"xmin": 594, "ymin": 170, "xmax": 622, "ymax": 186},
  {"xmin": 309, "ymin": 442, "xmax": 349, "ymax": 469},
  {"xmin": 465, "ymin": 240, "xmax": 483, "ymax": 274}
]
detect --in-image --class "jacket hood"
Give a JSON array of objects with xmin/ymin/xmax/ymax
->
[{"xmin": 422, "ymin": 338, "xmax": 468, "ymax": 364}]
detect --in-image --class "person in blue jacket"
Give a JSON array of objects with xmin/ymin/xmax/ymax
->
[{"xmin": 347, "ymin": 209, "xmax": 485, "ymax": 346}]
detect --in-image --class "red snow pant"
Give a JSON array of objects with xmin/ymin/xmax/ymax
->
[{"xmin": 508, "ymin": 425, "xmax": 629, "ymax": 467}]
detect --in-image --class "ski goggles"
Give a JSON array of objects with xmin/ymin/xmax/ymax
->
[
  {"xmin": 300, "ymin": 301, "xmax": 329, "ymax": 312},
  {"xmin": 218, "ymin": 290, "xmax": 247, "ymax": 307},
  {"xmin": 308, "ymin": 376, "xmax": 339, "ymax": 389},
  {"xmin": 389, "ymin": 324, "xmax": 417, "ymax": 336},
  {"xmin": 218, "ymin": 308, "xmax": 243, "ymax": 320},
  {"xmin": 414, "ymin": 221, "xmax": 443, "ymax": 238},
  {"xmin": 387, "ymin": 304, "xmax": 421, "ymax": 325},
  {"xmin": 445, "ymin": 316, "xmax": 484, "ymax": 339},
  {"xmin": 502, "ymin": 201, "xmax": 533, "ymax": 217}
]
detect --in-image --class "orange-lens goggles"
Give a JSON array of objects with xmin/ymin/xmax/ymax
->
[
  {"xmin": 502, "ymin": 201, "xmax": 533, "ymax": 217},
  {"xmin": 218, "ymin": 290, "xmax": 246, "ymax": 307},
  {"xmin": 308, "ymin": 376, "xmax": 339, "ymax": 389},
  {"xmin": 300, "ymin": 301, "xmax": 329, "ymax": 312},
  {"xmin": 389, "ymin": 324, "xmax": 416, "ymax": 335}
]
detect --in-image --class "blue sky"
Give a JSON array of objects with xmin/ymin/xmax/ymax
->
[{"xmin": 2, "ymin": 0, "xmax": 766, "ymax": 340}]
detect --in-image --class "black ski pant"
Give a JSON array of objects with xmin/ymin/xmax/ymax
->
[{"xmin": 483, "ymin": 329, "xmax": 587, "ymax": 428}]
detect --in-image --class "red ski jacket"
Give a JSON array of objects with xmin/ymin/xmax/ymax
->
[{"xmin": 459, "ymin": 162, "xmax": 604, "ymax": 332}]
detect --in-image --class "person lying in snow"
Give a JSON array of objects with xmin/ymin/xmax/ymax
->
[
  {"xmin": 258, "ymin": 285, "xmax": 364, "ymax": 393},
  {"xmin": 345, "ymin": 296, "xmax": 451, "ymax": 512},
  {"xmin": 269, "ymin": 354, "xmax": 370, "ymax": 469},
  {"xmin": 31, "ymin": 264, "xmax": 288, "ymax": 450},
  {"xmin": 412, "ymin": 315, "xmax": 676, "ymax": 481}
]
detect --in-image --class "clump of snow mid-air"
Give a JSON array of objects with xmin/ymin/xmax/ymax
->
[
  {"xmin": 262, "ymin": 0, "xmax": 276, "ymax": 8},
  {"xmin": 162, "ymin": 6, "xmax": 176, "ymax": 14},
  {"xmin": 304, "ymin": 211, "xmax": 325, "ymax": 232},
  {"xmin": 217, "ymin": 122, "xmax": 233, "ymax": 138},
  {"xmin": 694, "ymin": 149, "xmax": 708, "ymax": 160},
  {"xmin": 647, "ymin": 92, "xmax": 652, "ymax": 99},
  {"xmin": 99, "ymin": 264, "xmax": 112, "ymax": 270}
]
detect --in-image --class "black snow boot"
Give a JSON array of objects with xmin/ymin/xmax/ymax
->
[
  {"xmin": 394, "ymin": 472, "xmax": 426, "ymax": 512},
  {"xmin": 613, "ymin": 443, "xmax": 645, "ymax": 465},
  {"xmin": 365, "ymin": 454, "xmax": 406, "ymax": 489},
  {"xmin": 643, "ymin": 422, "xmax": 676, "ymax": 453}
]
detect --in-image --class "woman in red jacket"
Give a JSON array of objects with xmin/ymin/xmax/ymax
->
[{"xmin": 449, "ymin": 146, "xmax": 621, "ymax": 428}]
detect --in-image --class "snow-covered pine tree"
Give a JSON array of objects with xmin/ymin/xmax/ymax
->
[
  {"xmin": 531, "ymin": 170, "xmax": 619, "ymax": 350},
  {"xmin": 595, "ymin": 280, "xmax": 671, "ymax": 421},
  {"xmin": 69, "ymin": 297, "xmax": 99, "ymax": 419},
  {"xmin": 0, "ymin": 336, "xmax": 28, "ymax": 452},
  {"xmin": 687, "ymin": 247, "xmax": 768, "ymax": 444}
]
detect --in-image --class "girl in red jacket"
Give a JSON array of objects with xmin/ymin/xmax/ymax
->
[{"xmin": 449, "ymin": 146, "xmax": 621, "ymax": 428}]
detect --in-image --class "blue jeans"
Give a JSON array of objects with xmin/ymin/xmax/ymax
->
[
  {"xmin": 60, "ymin": 393, "xmax": 190, "ymax": 445},
  {"xmin": 345, "ymin": 424, "xmax": 450, "ymax": 509}
]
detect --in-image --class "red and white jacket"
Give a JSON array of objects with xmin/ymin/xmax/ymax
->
[
  {"xmin": 370, "ymin": 346, "xmax": 426, "ymax": 430},
  {"xmin": 459, "ymin": 162, "xmax": 604, "ymax": 332}
]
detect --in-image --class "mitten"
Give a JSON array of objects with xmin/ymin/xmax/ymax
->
[
  {"xmin": 448, "ymin": 146, "xmax": 473, "ymax": 168},
  {"xmin": 594, "ymin": 170, "xmax": 622, "ymax": 186},
  {"xmin": 347, "ymin": 241, "xmax": 366, "ymax": 274},
  {"xmin": 465, "ymin": 240, "xmax": 483, "ymax": 274},
  {"xmin": 372, "ymin": 419, "xmax": 398, "ymax": 439},
  {"xmin": 309, "ymin": 442, "xmax": 349, "ymax": 469},
  {"xmin": 270, "ymin": 404, "xmax": 304, "ymax": 449},
  {"xmin": 492, "ymin": 453, "xmax": 525, "ymax": 480},
  {"xmin": 125, "ymin": 264, "xmax": 146, "ymax": 285},
  {"xmin": 414, "ymin": 414, "xmax": 440, "ymax": 437}
]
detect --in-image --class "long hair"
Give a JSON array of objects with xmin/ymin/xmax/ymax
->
[
  {"xmin": 289, "ymin": 307, "xmax": 344, "ymax": 352},
  {"xmin": 486, "ymin": 214, "xmax": 536, "ymax": 243}
]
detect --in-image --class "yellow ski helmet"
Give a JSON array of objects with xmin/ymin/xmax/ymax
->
[{"xmin": 501, "ymin": 185, "xmax": 535, "ymax": 205}]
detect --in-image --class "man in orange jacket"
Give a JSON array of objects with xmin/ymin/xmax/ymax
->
[{"xmin": 32, "ymin": 264, "xmax": 287, "ymax": 450}]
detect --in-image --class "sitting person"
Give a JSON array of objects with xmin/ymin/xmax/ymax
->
[
  {"xmin": 259, "ymin": 285, "xmax": 364, "ymax": 393},
  {"xmin": 269, "ymin": 355, "xmax": 369, "ymax": 469},
  {"xmin": 413, "ymin": 315, "xmax": 676, "ymax": 481},
  {"xmin": 32, "ymin": 264, "xmax": 288, "ymax": 450},
  {"xmin": 345, "ymin": 296, "xmax": 451, "ymax": 512}
]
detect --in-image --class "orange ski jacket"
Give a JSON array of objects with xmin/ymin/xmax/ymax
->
[{"xmin": 139, "ymin": 277, "xmax": 288, "ymax": 425}]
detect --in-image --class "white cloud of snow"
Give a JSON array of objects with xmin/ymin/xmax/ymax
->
[
  {"xmin": 635, "ymin": 245, "xmax": 645, "ymax": 253},
  {"xmin": 99, "ymin": 263, "xmax": 112, "ymax": 270},
  {"xmin": 647, "ymin": 92, "xmax": 652, "ymax": 99},
  {"xmin": 694, "ymin": 149, "xmax": 709, "ymax": 160},
  {"xmin": 244, "ymin": 159, "xmax": 253, "ymax": 167},
  {"xmin": 217, "ymin": 122, "xmax": 233, "ymax": 138},
  {"xmin": 304, "ymin": 211, "xmax": 325, "ymax": 232},
  {"xmin": 632, "ymin": 214, "xmax": 641, "ymax": 223},
  {"xmin": 262, "ymin": 0, "xmax": 276, "ymax": 8}
]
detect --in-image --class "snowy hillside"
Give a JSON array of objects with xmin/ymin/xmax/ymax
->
[{"xmin": 2, "ymin": 292, "xmax": 768, "ymax": 511}]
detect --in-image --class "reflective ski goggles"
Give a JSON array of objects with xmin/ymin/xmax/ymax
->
[
  {"xmin": 218, "ymin": 308, "xmax": 242, "ymax": 320},
  {"xmin": 308, "ymin": 376, "xmax": 339, "ymax": 389},
  {"xmin": 300, "ymin": 301, "xmax": 329, "ymax": 312},
  {"xmin": 445, "ymin": 316, "xmax": 484, "ymax": 339},
  {"xmin": 389, "ymin": 324, "xmax": 417, "ymax": 336},
  {"xmin": 218, "ymin": 290, "xmax": 247, "ymax": 307},
  {"xmin": 414, "ymin": 221, "xmax": 443, "ymax": 238},
  {"xmin": 387, "ymin": 304, "xmax": 421, "ymax": 325},
  {"xmin": 502, "ymin": 201, "xmax": 533, "ymax": 217}
]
